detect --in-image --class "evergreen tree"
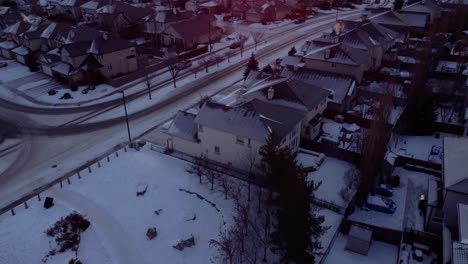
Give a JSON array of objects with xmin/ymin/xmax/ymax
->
[
  {"xmin": 393, "ymin": 0, "xmax": 403, "ymax": 10},
  {"xmin": 262, "ymin": 64, "xmax": 274, "ymax": 74},
  {"xmin": 259, "ymin": 136, "xmax": 327, "ymax": 263},
  {"xmin": 288, "ymin": 46, "xmax": 297, "ymax": 56},
  {"xmin": 244, "ymin": 53, "xmax": 259, "ymax": 80},
  {"xmin": 405, "ymin": 93, "xmax": 437, "ymax": 135}
]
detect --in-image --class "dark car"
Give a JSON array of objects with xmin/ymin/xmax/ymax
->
[
  {"xmin": 365, "ymin": 196, "xmax": 397, "ymax": 214},
  {"xmin": 376, "ymin": 184, "xmax": 394, "ymax": 197},
  {"xmin": 294, "ymin": 17, "xmax": 306, "ymax": 24},
  {"xmin": 0, "ymin": 62, "xmax": 7, "ymax": 68},
  {"xmin": 229, "ymin": 41, "xmax": 242, "ymax": 49}
]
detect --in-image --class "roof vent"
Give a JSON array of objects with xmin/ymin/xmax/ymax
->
[
  {"xmin": 361, "ymin": 13, "xmax": 368, "ymax": 22},
  {"xmin": 267, "ymin": 86, "xmax": 274, "ymax": 100},
  {"xmin": 103, "ymin": 32, "xmax": 109, "ymax": 40}
]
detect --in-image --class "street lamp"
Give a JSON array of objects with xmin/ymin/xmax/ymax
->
[{"xmin": 119, "ymin": 91, "xmax": 132, "ymax": 144}]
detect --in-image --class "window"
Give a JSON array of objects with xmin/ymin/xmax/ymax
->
[
  {"xmin": 236, "ymin": 136, "xmax": 244, "ymax": 145},
  {"xmin": 214, "ymin": 146, "xmax": 220, "ymax": 154}
]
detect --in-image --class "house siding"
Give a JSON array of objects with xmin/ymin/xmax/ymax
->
[{"xmin": 96, "ymin": 47, "xmax": 138, "ymax": 78}]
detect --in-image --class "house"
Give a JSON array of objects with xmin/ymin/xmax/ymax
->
[
  {"xmin": 441, "ymin": 136, "xmax": 468, "ymax": 232},
  {"xmin": 245, "ymin": 0, "xmax": 291, "ymax": 23},
  {"xmin": 293, "ymin": 20, "xmax": 400, "ymax": 82},
  {"xmin": 451, "ymin": 204, "xmax": 468, "ymax": 264},
  {"xmin": 80, "ymin": 0, "xmax": 110, "ymax": 24},
  {"xmin": 95, "ymin": 1, "xmax": 153, "ymax": 36},
  {"xmin": 280, "ymin": 66, "xmax": 357, "ymax": 113},
  {"xmin": 58, "ymin": 0, "xmax": 90, "ymax": 20},
  {"xmin": 403, "ymin": 0, "xmax": 442, "ymax": 23},
  {"xmin": 14, "ymin": 22, "xmax": 51, "ymax": 63},
  {"xmin": 231, "ymin": 1, "xmax": 250, "ymax": 19},
  {"xmin": 166, "ymin": 99, "xmax": 304, "ymax": 173},
  {"xmin": 237, "ymin": 78, "xmax": 331, "ymax": 140},
  {"xmin": 199, "ymin": 0, "xmax": 222, "ymax": 14},
  {"xmin": 143, "ymin": 8, "xmax": 194, "ymax": 47},
  {"xmin": 38, "ymin": 48, "xmax": 61, "ymax": 76},
  {"xmin": 369, "ymin": 10, "xmax": 430, "ymax": 37},
  {"xmin": 39, "ymin": 22, "xmax": 73, "ymax": 50},
  {"xmin": 161, "ymin": 14, "xmax": 221, "ymax": 50},
  {"xmin": 3, "ymin": 20, "xmax": 31, "ymax": 45}
]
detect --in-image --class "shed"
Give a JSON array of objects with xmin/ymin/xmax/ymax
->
[{"xmin": 345, "ymin": 224, "xmax": 373, "ymax": 255}]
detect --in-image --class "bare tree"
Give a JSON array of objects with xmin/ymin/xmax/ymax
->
[
  {"xmin": 242, "ymin": 148, "xmax": 258, "ymax": 202},
  {"xmin": 144, "ymin": 66, "xmax": 152, "ymax": 100},
  {"xmin": 191, "ymin": 65, "xmax": 198, "ymax": 79},
  {"xmin": 166, "ymin": 58, "xmax": 181, "ymax": 88},
  {"xmin": 238, "ymin": 33, "xmax": 249, "ymax": 57},
  {"xmin": 220, "ymin": 176, "xmax": 234, "ymax": 200},
  {"xmin": 210, "ymin": 228, "xmax": 237, "ymax": 264},
  {"xmin": 188, "ymin": 155, "xmax": 209, "ymax": 184},
  {"xmin": 437, "ymin": 102, "xmax": 457, "ymax": 123},
  {"xmin": 251, "ymin": 31, "xmax": 266, "ymax": 51},
  {"xmin": 198, "ymin": 57, "xmax": 212, "ymax": 73},
  {"xmin": 225, "ymin": 50, "xmax": 235, "ymax": 63},
  {"xmin": 206, "ymin": 167, "xmax": 220, "ymax": 191},
  {"xmin": 212, "ymin": 54, "xmax": 223, "ymax": 68}
]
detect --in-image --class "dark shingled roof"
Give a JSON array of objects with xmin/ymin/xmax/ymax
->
[
  {"xmin": 243, "ymin": 79, "xmax": 331, "ymax": 112},
  {"xmin": 40, "ymin": 22, "xmax": 73, "ymax": 40},
  {"xmin": 195, "ymin": 99, "xmax": 305, "ymax": 142},
  {"xmin": 88, "ymin": 32, "xmax": 134, "ymax": 54},
  {"xmin": 4, "ymin": 21, "xmax": 31, "ymax": 35},
  {"xmin": 23, "ymin": 23, "xmax": 50, "ymax": 40},
  {"xmin": 166, "ymin": 14, "xmax": 217, "ymax": 41},
  {"xmin": 61, "ymin": 40, "xmax": 92, "ymax": 57}
]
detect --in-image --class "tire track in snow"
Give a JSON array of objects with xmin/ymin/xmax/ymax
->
[{"xmin": 50, "ymin": 189, "xmax": 147, "ymax": 264}]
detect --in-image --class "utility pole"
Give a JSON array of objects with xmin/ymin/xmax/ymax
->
[{"xmin": 119, "ymin": 91, "xmax": 132, "ymax": 144}]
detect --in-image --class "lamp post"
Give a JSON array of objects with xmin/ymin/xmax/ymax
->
[{"xmin": 119, "ymin": 91, "xmax": 132, "ymax": 144}]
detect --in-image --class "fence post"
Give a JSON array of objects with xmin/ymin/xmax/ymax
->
[
  {"xmin": 116, "ymin": 151, "xmax": 119, "ymax": 157},
  {"xmin": 98, "ymin": 161, "xmax": 101, "ymax": 168},
  {"xmin": 60, "ymin": 180, "xmax": 63, "ymax": 188},
  {"xmin": 124, "ymin": 147, "xmax": 127, "ymax": 152},
  {"xmin": 107, "ymin": 156, "xmax": 110, "ymax": 162},
  {"xmin": 37, "ymin": 193, "xmax": 41, "ymax": 201},
  {"xmin": 24, "ymin": 201, "xmax": 28, "ymax": 209},
  {"xmin": 11, "ymin": 208, "xmax": 15, "ymax": 216},
  {"xmin": 67, "ymin": 178, "xmax": 71, "ymax": 184},
  {"xmin": 88, "ymin": 166, "xmax": 92, "ymax": 173},
  {"xmin": 77, "ymin": 171, "xmax": 81, "ymax": 179}
]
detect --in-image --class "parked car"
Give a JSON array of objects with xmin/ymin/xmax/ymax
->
[
  {"xmin": 175, "ymin": 60, "xmax": 192, "ymax": 70},
  {"xmin": 365, "ymin": 195, "xmax": 397, "ymax": 214},
  {"xmin": 0, "ymin": 62, "xmax": 7, "ymax": 68},
  {"xmin": 376, "ymin": 184, "xmax": 394, "ymax": 197},
  {"xmin": 294, "ymin": 17, "xmax": 306, "ymax": 24},
  {"xmin": 229, "ymin": 41, "xmax": 242, "ymax": 49}
]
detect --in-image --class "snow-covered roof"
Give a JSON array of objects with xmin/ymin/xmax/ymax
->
[
  {"xmin": 436, "ymin": 60, "xmax": 460, "ymax": 74},
  {"xmin": 52, "ymin": 62, "xmax": 72, "ymax": 75},
  {"xmin": 0, "ymin": 40, "xmax": 17, "ymax": 50},
  {"xmin": 443, "ymin": 136, "xmax": 468, "ymax": 193},
  {"xmin": 11, "ymin": 46, "xmax": 29, "ymax": 55},
  {"xmin": 281, "ymin": 66, "xmax": 355, "ymax": 104},
  {"xmin": 195, "ymin": 99, "xmax": 305, "ymax": 142},
  {"xmin": 459, "ymin": 203, "xmax": 468, "ymax": 244},
  {"xmin": 348, "ymin": 224, "xmax": 372, "ymax": 242},
  {"xmin": 166, "ymin": 111, "xmax": 198, "ymax": 142},
  {"xmin": 199, "ymin": 1, "xmax": 219, "ymax": 7}
]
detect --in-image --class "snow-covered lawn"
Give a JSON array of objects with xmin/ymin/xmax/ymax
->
[
  {"xmin": 306, "ymin": 156, "xmax": 355, "ymax": 208},
  {"xmin": 316, "ymin": 208, "xmax": 343, "ymax": 263},
  {"xmin": 0, "ymin": 146, "xmax": 235, "ymax": 264},
  {"xmin": 0, "ymin": 60, "xmax": 35, "ymax": 83},
  {"xmin": 349, "ymin": 167, "xmax": 436, "ymax": 231},
  {"xmin": 390, "ymin": 134, "xmax": 443, "ymax": 163},
  {"xmin": 324, "ymin": 233, "xmax": 398, "ymax": 264},
  {"xmin": 0, "ymin": 138, "xmax": 22, "ymax": 175},
  {"xmin": 36, "ymin": 84, "xmax": 117, "ymax": 104},
  {"xmin": 319, "ymin": 118, "xmax": 364, "ymax": 152}
]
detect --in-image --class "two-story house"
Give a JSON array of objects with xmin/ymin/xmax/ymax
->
[
  {"xmin": 166, "ymin": 99, "xmax": 305, "ymax": 173},
  {"xmin": 39, "ymin": 22, "xmax": 73, "ymax": 51},
  {"xmin": 80, "ymin": 0, "xmax": 110, "ymax": 24},
  {"xmin": 237, "ymin": 78, "xmax": 331, "ymax": 140},
  {"xmin": 245, "ymin": 0, "xmax": 291, "ymax": 23},
  {"xmin": 161, "ymin": 14, "xmax": 221, "ymax": 50},
  {"xmin": 95, "ymin": 1, "xmax": 152, "ymax": 36},
  {"xmin": 58, "ymin": 0, "xmax": 90, "ymax": 20}
]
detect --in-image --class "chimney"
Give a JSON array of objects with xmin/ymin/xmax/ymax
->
[
  {"xmin": 421, "ymin": 0, "xmax": 426, "ymax": 4},
  {"xmin": 267, "ymin": 86, "xmax": 274, "ymax": 100},
  {"xmin": 324, "ymin": 49, "xmax": 331, "ymax": 59}
]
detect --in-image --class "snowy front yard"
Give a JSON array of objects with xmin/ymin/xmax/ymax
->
[
  {"xmin": 0, "ymin": 146, "xmax": 235, "ymax": 264},
  {"xmin": 390, "ymin": 134, "xmax": 443, "ymax": 163}
]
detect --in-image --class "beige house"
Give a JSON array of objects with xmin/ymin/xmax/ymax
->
[{"xmin": 166, "ymin": 99, "xmax": 304, "ymax": 173}]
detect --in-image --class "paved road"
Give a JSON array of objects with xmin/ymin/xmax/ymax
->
[{"xmin": 0, "ymin": 7, "xmax": 377, "ymax": 211}]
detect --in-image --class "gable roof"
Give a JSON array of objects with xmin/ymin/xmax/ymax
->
[
  {"xmin": 22, "ymin": 22, "xmax": 50, "ymax": 40},
  {"xmin": 164, "ymin": 14, "xmax": 216, "ymax": 41},
  {"xmin": 195, "ymin": 99, "xmax": 305, "ymax": 142},
  {"xmin": 80, "ymin": 0, "xmax": 110, "ymax": 9},
  {"xmin": 166, "ymin": 111, "xmax": 198, "ymax": 142},
  {"xmin": 63, "ymin": 26, "xmax": 101, "ymax": 43},
  {"xmin": 443, "ymin": 136, "xmax": 468, "ymax": 194},
  {"xmin": 77, "ymin": 54, "xmax": 103, "ymax": 71},
  {"xmin": 61, "ymin": 40, "xmax": 92, "ymax": 57},
  {"xmin": 4, "ymin": 20, "xmax": 31, "ymax": 35},
  {"xmin": 88, "ymin": 32, "xmax": 134, "ymax": 54},
  {"xmin": 280, "ymin": 66, "xmax": 355, "ymax": 104},
  {"xmin": 59, "ymin": 0, "xmax": 88, "ymax": 7},
  {"xmin": 40, "ymin": 22, "xmax": 73, "ymax": 40},
  {"xmin": 243, "ymin": 79, "xmax": 330, "ymax": 112},
  {"xmin": 302, "ymin": 41, "xmax": 367, "ymax": 66}
]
